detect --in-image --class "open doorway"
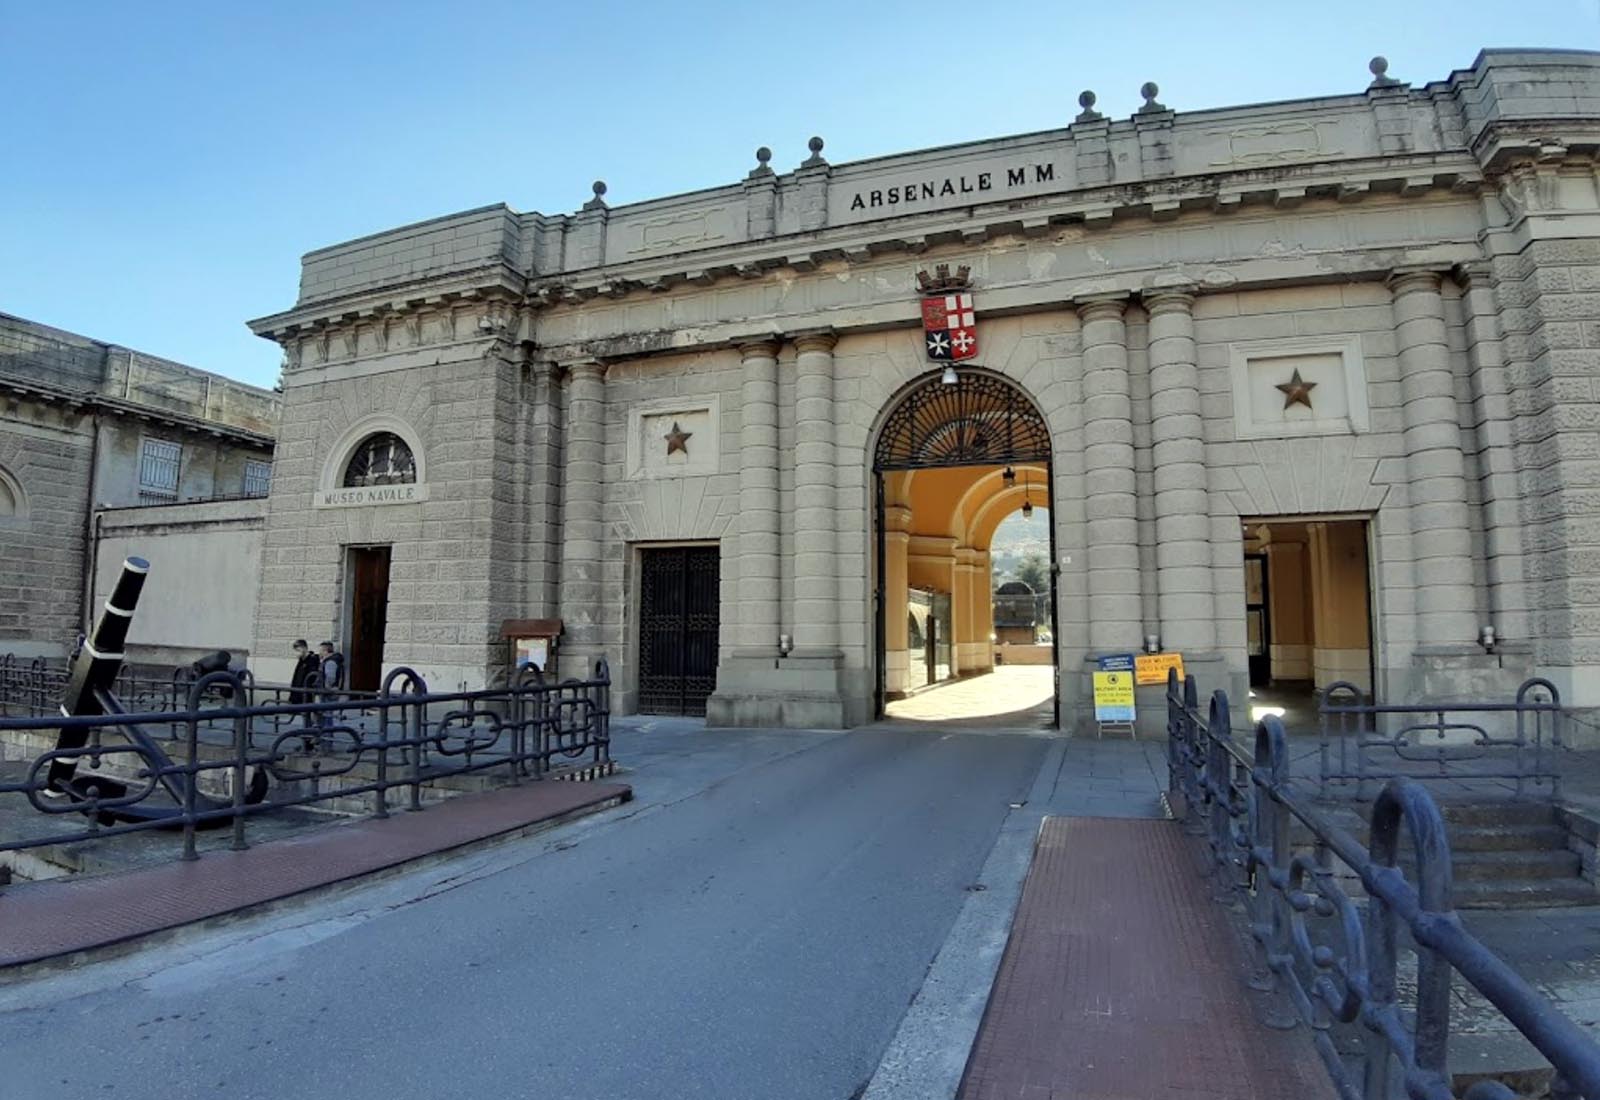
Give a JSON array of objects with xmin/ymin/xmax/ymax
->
[
  {"xmin": 872, "ymin": 370, "xmax": 1057, "ymax": 729},
  {"xmin": 345, "ymin": 545, "xmax": 391, "ymax": 692},
  {"xmin": 1240, "ymin": 518, "xmax": 1373, "ymax": 730}
]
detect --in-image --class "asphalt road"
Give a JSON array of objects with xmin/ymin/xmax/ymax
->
[{"xmin": 0, "ymin": 723, "xmax": 1050, "ymax": 1100}]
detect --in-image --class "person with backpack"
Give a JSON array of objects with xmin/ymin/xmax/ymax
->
[
  {"xmin": 318, "ymin": 642, "xmax": 345, "ymax": 695},
  {"xmin": 306, "ymin": 641, "xmax": 341, "ymax": 737}
]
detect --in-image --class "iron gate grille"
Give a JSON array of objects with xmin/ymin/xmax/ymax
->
[
  {"xmin": 638, "ymin": 546, "xmax": 720, "ymax": 716},
  {"xmin": 873, "ymin": 371, "xmax": 1052, "ymax": 471}
]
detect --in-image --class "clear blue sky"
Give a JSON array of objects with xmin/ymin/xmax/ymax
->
[{"xmin": 2, "ymin": 1, "xmax": 1593, "ymax": 390}]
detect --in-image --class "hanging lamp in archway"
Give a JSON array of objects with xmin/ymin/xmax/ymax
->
[{"xmin": 873, "ymin": 371, "xmax": 1052, "ymax": 472}]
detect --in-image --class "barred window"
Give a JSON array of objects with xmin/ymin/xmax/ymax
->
[
  {"xmin": 138, "ymin": 438, "xmax": 181, "ymax": 502},
  {"xmin": 342, "ymin": 432, "xmax": 416, "ymax": 487},
  {"xmin": 243, "ymin": 460, "xmax": 272, "ymax": 498}
]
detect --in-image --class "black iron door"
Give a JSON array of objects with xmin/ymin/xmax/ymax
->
[{"xmin": 638, "ymin": 546, "xmax": 720, "ymax": 716}]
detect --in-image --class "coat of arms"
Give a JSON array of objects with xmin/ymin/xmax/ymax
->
[{"xmin": 917, "ymin": 264, "xmax": 978, "ymax": 362}]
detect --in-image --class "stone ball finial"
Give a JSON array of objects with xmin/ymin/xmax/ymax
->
[
  {"xmin": 1079, "ymin": 90, "xmax": 1096, "ymax": 110},
  {"xmin": 748, "ymin": 145, "xmax": 775, "ymax": 180},
  {"xmin": 1368, "ymin": 55, "xmax": 1399, "ymax": 87},
  {"xmin": 582, "ymin": 179, "xmax": 609, "ymax": 211},
  {"xmin": 808, "ymin": 136, "xmax": 824, "ymax": 154},
  {"xmin": 592, "ymin": 180, "xmax": 607, "ymax": 198},
  {"xmin": 802, "ymin": 135, "xmax": 828, "ymax": 168},
  {"xmin": 1137, "ymin": 81, "xmax": 1167, "ymax": 114}
]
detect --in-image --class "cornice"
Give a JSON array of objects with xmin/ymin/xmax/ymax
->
[
  {"xmin": 523, "ymin": 152, "xmax": 1485, "ymax": 308},
  {"xmin": 249, "ymin": 263, "xmax": 527, "ymax": 342},
  {"xmin": 249, "ymin": 154, "xmax": 1487, "ymax": 342},
  {"xmin": 0, "ymin": 373, "xmax": 276, "ymax": 448}
]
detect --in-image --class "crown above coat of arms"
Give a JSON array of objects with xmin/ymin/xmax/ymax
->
[
  {"xmin": 915, "ymin": 264, "xmax": 973, "ymax": 295},
  {"xmin": 916, "ymin": 265, "xmax": 978, "ymax": 362}
]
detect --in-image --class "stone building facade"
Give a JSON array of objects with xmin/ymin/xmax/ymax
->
[
  {"xmin": 247, "ymin": 50, "xmax": 1600, "ymax": 729},
  {"xmin": 0, "ymin": 313, "xmax": 279, "ymax": 658}
]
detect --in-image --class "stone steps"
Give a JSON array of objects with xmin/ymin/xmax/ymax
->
[
  {"xmin": 1301, "ymin": 798, "xmax": 1599, "ymax": 909},
  {"xmin": 1450, "ymin": 848, "xmax": 1581, "ymax": 882},
  {"xmin": 1452, "ymin": 878, "xmax": 1600, "ymax": 909}
]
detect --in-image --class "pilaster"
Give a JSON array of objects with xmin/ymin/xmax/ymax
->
[
  {"xmin": 731, "ymin": 338, "xmax": 781, "ymax": 657},
  {"xmin": 706, "ymin": 327, "xmax": 847, "ymax": 727},
  {"xmin": 743, "ymin": 149, "xmax": 778, "ymax": 241},
  {"xmin": 1143, "ymin": 287, "xmax": 1214, "ymax": 653},
  {"xmin": 1389, "ymin": 268, "xmax": 1477, "ymax": 647},
  {"xmin": 794, "ymin": 138, "xmax": 830, "ymax": 234},
  {"xmin": 1071, "ymin": 93, "xmax": 1111, "ymax": 189},
  {"xmin": 557, "ymin": 359, "xmax": 606, "ymax": 678},
  {"xmin": 882, "ymin": 505, "xmax": 912, "ymax": 698},
  {"xmin": 792, "ymin": 329, "xmax": 840, "ymax": 659},
  {"xmin": 1078, "ymin": 294, "xmax": 1141, "ymax": 654},
  {"xmin": 568, "ymin": 182, "xmax": 610, "ymax": 269},
  {"xmin": 524, "ymin": 360, "xmax": 563, "ymax": 619},
  {"xmin": 1456, "ymin": 262, "xmax": 1532, "ymax": 644}
]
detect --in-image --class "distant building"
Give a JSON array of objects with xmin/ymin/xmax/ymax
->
[
  {"xmin": 993, "ymin": 581, "xmax": 1044, "ymax": 646},
  {"xmin": 0, "ymin": 312, "xmax": 279, "ymax": 660}
]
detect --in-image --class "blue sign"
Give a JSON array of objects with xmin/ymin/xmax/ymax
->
[{"xmin": 1097, "ymin": 653, "xmax": 1136, "ymax": 673}]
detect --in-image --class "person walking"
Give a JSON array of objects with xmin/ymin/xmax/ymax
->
[
  {"xmin": 290, "ymin": 640, "xmax": 322, "ymax": 749},
  {"xmin": 318, "ymin": 641, "xmax": 345, "ymax": 696},
  {"xmin": 290, "ymin": 640, "xmax": 319, "ymax": 714},
  {"xmin": 317, "ymin": 642, "xmax": 346, "ymax": 733}
]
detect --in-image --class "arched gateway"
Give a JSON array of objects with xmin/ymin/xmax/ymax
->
[{"xmin": 871, "ymin": 370, "xmax": 1058, "ymax": 724}]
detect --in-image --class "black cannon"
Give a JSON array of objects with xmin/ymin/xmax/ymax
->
[{"xmin": 47, "ymin": 556, "xmax": 268, "ymax": 824}]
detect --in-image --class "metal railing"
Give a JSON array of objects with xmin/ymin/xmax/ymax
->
[
  {"xmin": 0, "ymin": 660, "xmax": 612, "ymax": 867},
  {"xmin": 1319, "ymin": 678, "xmax": 1565, "ymax": 799},
  {"xmin": 1168, "ymin": 669, "xmax": 1600, "ymax": 1100},
  {"xmin": 0, "ymin": 654, "xmax": 195, "ymax": 718}
]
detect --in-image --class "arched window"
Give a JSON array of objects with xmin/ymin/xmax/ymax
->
[
  {"xmin": 0, "ymin": 464, "xmax": 23, "ymax": 520},
  {"xmin": 342, "ymin": 433, "xmax": 416, "ymax": 488}
]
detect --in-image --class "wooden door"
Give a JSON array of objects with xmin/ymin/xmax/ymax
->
[{"xmin": 348, "ymin": 547, "xmax": 391, "ymax": 692}]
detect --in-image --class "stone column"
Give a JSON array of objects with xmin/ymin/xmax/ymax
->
[
  {"xmin": 1079, "ymin": 295, "xmax": 1141, "ymax": 653},
  {"xmin": 557, "ymin": 360, "xmax": 606, "ymax": 677},
  {"xmin": 972, "ymin": 550, "xmax": 985, "ymax": 671},
  {"xmin": 953, "ymin": 546, "xmax": 979, "ymax": 674},
  {"xmin": 1390, "ymin": 269, "xmax": 1477, "ymax": 644},
  {"xmin": 792, "ymin": 330, "xmax": 839, "ymax": 658},
  {"xmin": 733, "ymin": 339, "xmax": 781, "ymax": 656},
  {"xmin": 883, "ymin": 505, "xmax": 912, "ymax": 697},
  {"xmin": 1145, "ymin": 287, "xmax": 1216, "ymax": 653}
]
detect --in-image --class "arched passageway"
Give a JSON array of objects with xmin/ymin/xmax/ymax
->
[{"xmin": 871, "ymin": 370, "xmax": 1057, "ymax": 726}]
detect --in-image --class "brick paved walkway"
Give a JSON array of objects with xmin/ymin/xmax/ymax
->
[
  {"xmin": 958, "ymin": 816, "xmax": 1337, "ymax": 1100},
  {"xmin": 0, "ymin": 778, "xmax": 629, "ymax": 969}
]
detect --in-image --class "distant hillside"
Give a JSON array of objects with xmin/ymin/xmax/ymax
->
[{"xmin": 990, "ymin": 508, "xmax": 1050, "ymax": 583}]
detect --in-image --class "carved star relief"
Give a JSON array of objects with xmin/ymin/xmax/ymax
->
[
  {"xmin": 664, "ymin": 421, "xmax": 693, "ymax": 455},
  {"xmin": 1276, "ymin": 369, "xmax": 1318, "ymax": 411}
]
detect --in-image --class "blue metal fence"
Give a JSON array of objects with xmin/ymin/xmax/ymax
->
[{"xmin": 1168, "ymin": 669, "xmax": 1600, "ymax": 1100}]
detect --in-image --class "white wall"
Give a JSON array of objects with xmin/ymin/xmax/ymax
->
[{"xmin": 91, "ymin": 498, "xmax": 265, "ymax": 663}]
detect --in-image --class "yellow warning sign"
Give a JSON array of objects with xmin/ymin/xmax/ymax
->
[
  {"xmin": 1135, "ymin": 652, "xmax": 1185, "ymax": 686},
  {"xmin": 1092, "ymin": 670, "xmax": 1136, "ymax": 722}
]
